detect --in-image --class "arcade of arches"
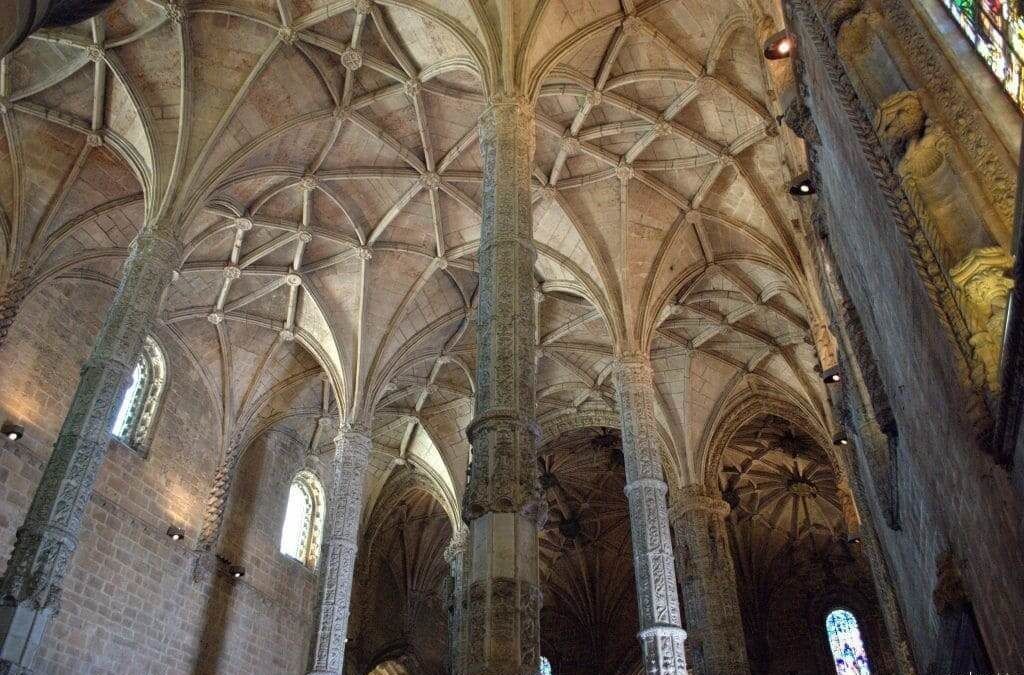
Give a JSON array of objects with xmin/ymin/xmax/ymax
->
[{"xmin": 0, "ymin": 0, "xmax": 1021, "ymax": 674}]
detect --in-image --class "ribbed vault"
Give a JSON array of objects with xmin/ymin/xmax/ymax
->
[
  {"xmin": 538, "ymin": 427, "xmax": 640, "ymax": 675},
  {"xmin": 0, "ymin": 0, "xmax": 834, "ymax": 668}
]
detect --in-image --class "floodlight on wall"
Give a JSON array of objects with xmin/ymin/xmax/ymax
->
[
  {"xmin": 228, "ymin": 564, "xmax": 246, "ymax": 579},
  {"xmin": 822, "ymin": 367, "xmax": 841, "ymax": 384},
  {"xmin": 833, "ymin": 433, "xmax": 850, "ymax": 447},
  {"xmin": 763, "ymin": 30, "xmax": 795, "ymax": 60},
  {"xmin": 166, "ymin": 526, "xmax": 185, "ymax": 541},
  {"xmin": 788, "ymin": 173, "xmax": 816, "ymax": 196},
  {"xmin": 2, "ymin": 423, "xmax": 23, "ymax": 441}
]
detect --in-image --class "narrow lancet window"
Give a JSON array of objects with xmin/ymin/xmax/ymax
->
[
  {"xmin": 826, "ymin": 608, "xmax": 872, "ymax": 675},
  {"xmin": 280, "ymin": 470, "xmax": 325, "ymax": 568},
  {"xmin": 111, "ymin": 336, "xmax": 166, "ymax": 455}
]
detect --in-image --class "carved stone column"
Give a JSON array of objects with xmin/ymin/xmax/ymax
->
[
  {"xmin": 462, "ymin": 96, "xmax": 543, "ymax": 675},
  {"xmin": 308, "ymin": 425, "xmax": 372, "ymax": 675},
  {"xmin": 613, "ymin": 356, "xmax": 687, "ymax": 674},
  {"xmin": 0, "ymin": 269, "xmax": 32, "ymax": 352},
  {"xmin": 195, "ymin": 431, "xmax": 246, "ymax": 555},
  {"xmin": 670, "ymin": 485, "xmax": 750, "ymax": 675},
  {"xmin": 445, "ymin": 525, "xmax": 469, "ymax": 675},
  {"xmin": 0, "ymin": 228, "xmax": 180, "ymax": 674}
]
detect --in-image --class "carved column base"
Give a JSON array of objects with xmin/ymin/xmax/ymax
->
[
  {"xmin": 0, "ymin": 602, "xmax": 54, "ymax": 674},
  {"xmin": 465, "ymin": 513, "xmax": 540, "ymax": 675},
  {"xmin": 638, "ymin": 625, "xmax": 687, "ymax": 675}
]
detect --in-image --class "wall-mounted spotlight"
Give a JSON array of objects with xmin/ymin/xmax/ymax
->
[
  {"xmin": 763, "ymin": 30, "xmax": 795, "ymax": 60},
  {"xmin": 822, "ymin": 367, "xmax": 841, "ymax": 384},
  {"xmin": 1, "ymin": 423, "xmax": 24, "ymax": 441},
  {"xmin": 788, "ymin": 173, "xmax": 816, "ymax": 196},
  {"xmin": 228, "ymin": 564, "xmax": 246, "ymax": 579},
  {"xmin": 166, "ymin": 526, "xmax": 185, "ymax": 541},
  {"xmin": 833, "ymin": 433, "xmax": 850, "ymax": 447}
]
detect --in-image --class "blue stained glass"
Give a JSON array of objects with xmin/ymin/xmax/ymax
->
[
  {"xmin": 539, "ymin": 656, "xmax": 552, "ymax": 675},
  {"xmin": 826, "ymin": 609, "xmax": 872, "ymax": 675}
]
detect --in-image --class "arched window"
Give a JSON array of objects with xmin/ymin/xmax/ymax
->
[
  {"xmin": 280, "ymin": 470, "xmax": 325, "ymax": 568},
  {"xmin": 539, "ymin": 657, "xmax": 552, "ymax": 675},
  {"xmin": 943, "ymin": 0, "xmax": 1024, "ymax": 110},
  {"xmin": 825, "ymin": 608, "xmax": 872, "ymax": 675},
  {"xmin": 111, "ymin": 336, "xmax": 166, "ymax": 455}
]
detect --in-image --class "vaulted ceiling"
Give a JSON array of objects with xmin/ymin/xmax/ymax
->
[
  {"xmin": 538, "ymin": 427, "xmax": 639, "ymax": 675},
  {"xmin": 0, "ymin": 0, "xmax": 829, "ymax": 521}
]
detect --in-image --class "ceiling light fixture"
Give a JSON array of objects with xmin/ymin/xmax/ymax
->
[
  {"xmin": 2, "ymin": 423, "xmax": 23, "ymax": 441},
  {"xmin": 228, "ymin": 564, "xmax": 245, "ymax": 579},
  {"xmin": 764, "ymin": 30, "xmax": 795, "ymax": 60},
  {"xmin": 822, "ymin": 367, "xmax": 841, "ymax": 384},
  {"xmin": 788, "ymin": 173, "xmax": 816, "ymax": 196},
  {"xmin": 833, "ymin": 434, "xmax": 850, "ymax": 447},
  {"xmin": 166, "ymin": 526, "xmax": 185, "ymax": 541}
]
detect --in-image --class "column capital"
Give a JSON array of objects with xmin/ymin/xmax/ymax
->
[
  {"xmin": 477, "ymin": 96, "xmax": 535, "ymax": 150},
  {"xmin": 672, "ymin": 484, "xmax": 731, "ymax": 521},
  {"xmin": 444, "ymin": 525, "xmax": 469, "ymax": 563}
]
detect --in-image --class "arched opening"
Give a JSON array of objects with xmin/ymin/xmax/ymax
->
[
  {"xmin": 111, "ymin": 335, "xmax": 166, "ymax": 455},
  {"xmin": 279, "ymin": 470, "xmax": 325, "ymax": 568},
  {"xmin": 346, "ymin": 475, "xmax": 452, "ymax": 673},
  {"xmin": 825, "ymin": 608, "xmax": 872, "ymax": 675},
  {"xmin": 716, "ymin": 414, "xmax": 895, "ymax": 675},
  {"xmin": 538, "ymin": 427, "xmax": 640, "ymax": 674}
]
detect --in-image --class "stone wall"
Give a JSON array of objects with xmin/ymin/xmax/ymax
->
[
  {"xmin": 0, "ymin": 279, "xmax": 321, "ymax": 674},
  {"xmin": 788, "ymin": 4, "xmax": 1024, "ymax": 670}
]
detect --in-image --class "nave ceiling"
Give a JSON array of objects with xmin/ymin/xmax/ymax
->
[{"xmin": 0, "ymin": 0, "xmax": 833, "ymax": 523}]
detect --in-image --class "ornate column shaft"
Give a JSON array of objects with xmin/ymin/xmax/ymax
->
[
  {"xmin": 0, "ymin": 268, "xmax": 32, "ymax": 352},
  {"xmin": 445, "ymin": 525, "xmax": 469, "ymax": 675},
  {"xmin": 670, "ymin": 485, "xmax": 750, "ymax": 675},
  {"xmin": 195, "ymin": 432, "xmax": 246, "ymax": 554},
  {"xmin": 0, "ymin": 228, "xmax": 180, "ymax": 674},
  {"xmin": 462, "ymin": 96, "xmax": 543, "ymax": 675},
  {"xmin": 308, "ymin": 425, "xmax": 372, "ymax": 675},
  {"xmin": 613, "ymin": 356, "xmax": 687, "ymax": 674}
]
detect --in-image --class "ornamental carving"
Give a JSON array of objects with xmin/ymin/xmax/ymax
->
[
  {"xmin": 874, "ymin": 91, "xmax": 926, "ymax": 157},
  {"xmin": 951, "ymin": 247, "xmax": 1015, "ymax": 392}
]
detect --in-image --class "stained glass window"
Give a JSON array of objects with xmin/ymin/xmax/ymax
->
[
  {"xmin": 538, "ymin": 657, "xmax": 553, "ymax": 675},
  {"xmin": 826, "ymin": 609, "xmax": 872, "ymax": 675},
  {"xmin": 942, "ymin": 0, "xmax": 1024, "ymax": 111}
]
